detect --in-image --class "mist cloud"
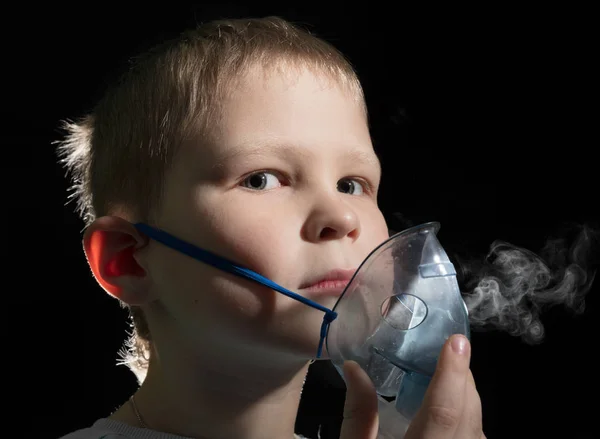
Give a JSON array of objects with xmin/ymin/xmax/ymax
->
[{"xmin": 458, "ymin": 224, "xmax": 598, "ymax": 343}]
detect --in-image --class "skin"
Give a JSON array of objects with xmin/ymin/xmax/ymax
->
[{"xmin": 84, "ymin": 63, "xmax": 484, "ymax": 438}]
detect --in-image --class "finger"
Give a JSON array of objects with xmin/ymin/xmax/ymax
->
[
  {"xmin": 405, "ymin": 334, "xmax": 471, "ymax": 439},
  {"xmin": 453, "ymin": 370, "xmax": 484, "ymax": 438},
  {"xmin": 339, "ymin": 360, "xmax": 379, "ymax": 439}
]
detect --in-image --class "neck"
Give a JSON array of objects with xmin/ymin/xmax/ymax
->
[{"xmin": 121, "ymin": 344, "xmax": 311, "ymax": 439}]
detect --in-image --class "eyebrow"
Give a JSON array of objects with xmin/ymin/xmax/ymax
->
[{"xmin": 211, "ymin": 140, "xmax": 382, "ymax": 173}]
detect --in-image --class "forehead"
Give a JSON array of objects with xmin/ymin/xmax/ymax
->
[{"xmin": 199, "ymin": 64, "xmax": 376, "ymax": 168}]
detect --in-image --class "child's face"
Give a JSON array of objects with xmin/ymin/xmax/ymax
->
[{"xmin": 141, "ymin": 65, "xmax": 390, "ymax": 362}]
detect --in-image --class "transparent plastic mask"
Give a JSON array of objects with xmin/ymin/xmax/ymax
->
[
  {"xmin": 325, "ymin": 222, "xmax": 470, "ymax": 436},
  {"xmin": 134, "ymin": 221, "xmax": 470, "ymax": 438}
]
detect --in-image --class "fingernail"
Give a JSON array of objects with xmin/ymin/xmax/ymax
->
[{"xmin": 451, "ymin": 334, "xmax": 469, "ymax": 355}]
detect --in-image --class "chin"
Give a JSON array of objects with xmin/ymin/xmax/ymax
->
[{"xmin": 270, "ymin": 329, "xmax": 327, "ymax": 362}]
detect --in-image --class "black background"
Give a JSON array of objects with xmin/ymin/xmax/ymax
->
[{"xmin": 4, "ymin": 4, "xmax": 597, "ymax": 439}]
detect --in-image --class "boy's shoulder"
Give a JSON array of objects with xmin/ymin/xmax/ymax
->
[
  {"xmin": 57, "ymin": 419, "xmax": 129, "ymax": 439},
  {"xmin": 57, "ymin": 418, "xmax": 165, "ymax": 439},
  {"xmin": 58, "ymin": 418, "xmax": 313, "ymax": 439}
]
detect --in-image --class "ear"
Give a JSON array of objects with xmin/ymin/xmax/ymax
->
[{"xmin": 83, "ymin": 216, "xmax": 153, "ymax": 306}]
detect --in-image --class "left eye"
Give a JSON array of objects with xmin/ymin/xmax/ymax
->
[
  {"xmin": 337, "ymin": 178, "xmax": 365, "ymax": 195},
  {"xmin": 241, "ymin": 172, "xmax": 282, "ymax": 191}
]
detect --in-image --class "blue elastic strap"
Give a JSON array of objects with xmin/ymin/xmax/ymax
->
[{"xmin": 134, "ymin": 223, "xmax": 337, "ymax": 358}]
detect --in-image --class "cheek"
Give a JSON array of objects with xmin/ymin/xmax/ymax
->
[
  {"xmin": 362, "ymin": 207, "xmax": 390, "ymax": 245},
  {"xmin": 145, "ymin": 245, "xmax": 210, "ymax": 308},
  {"xmin": 146, "ymin": 243, "xmax": 281, "ymax": 336},
  {"xmin": 205, "ymin": 207, "xmax": 297, "ymax": 277},
  {"xmin": 145, "ymin": 205, "xmax": 296, "ymax": 322}
]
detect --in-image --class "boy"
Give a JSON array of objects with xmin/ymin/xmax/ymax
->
[{"xmin": 58, "ymin": 16, "xmax": 484, "ymax": 439}]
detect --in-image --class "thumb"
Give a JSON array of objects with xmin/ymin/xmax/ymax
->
[{"xmin": 339, "ymin": 360, "xmax": 379, "ymax": 439}]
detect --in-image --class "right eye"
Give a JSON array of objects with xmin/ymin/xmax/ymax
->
[{"xmin": 241, "ymin": 171, "xmax": 282, "ymax": 191}]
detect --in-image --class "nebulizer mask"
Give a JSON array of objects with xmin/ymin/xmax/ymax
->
[{"xmin": 134, "ymin": 221, "xmax": 470, "ymax": 438}]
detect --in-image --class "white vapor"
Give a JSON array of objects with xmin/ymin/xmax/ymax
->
[{"xmin": 459, "ymin": 224, "xmax": 598, "ymax": 343}]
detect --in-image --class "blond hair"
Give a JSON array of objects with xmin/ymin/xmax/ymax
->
[{"xmin": 57, "ymin": 16, "xmax": 366, "ymax": 383}]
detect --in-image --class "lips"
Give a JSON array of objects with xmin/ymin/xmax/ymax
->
[{"xmin": 299, "ymin": 268, "xmax": 357, "ymax": 295}]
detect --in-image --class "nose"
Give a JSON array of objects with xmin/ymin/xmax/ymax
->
[{"xmin": 302, "ymin": 193, "xmax": 361, "ymax": 243}]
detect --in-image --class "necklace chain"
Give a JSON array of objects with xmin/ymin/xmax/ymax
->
[{"xmin": 129, "ymin": 394, "xmax": 148, "ymax": 429}]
